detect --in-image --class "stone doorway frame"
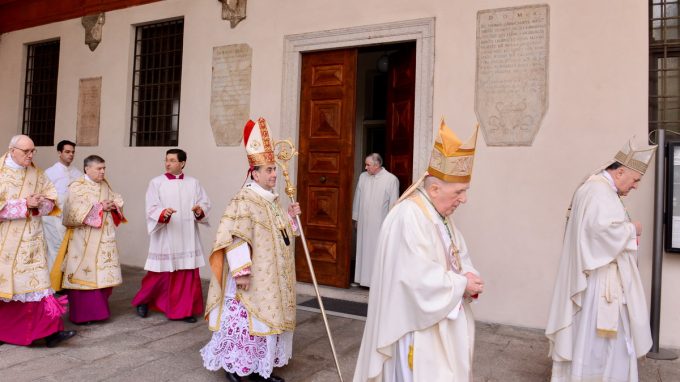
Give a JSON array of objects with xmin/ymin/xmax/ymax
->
[{"xmin": 280, "ymin": 17, "xmax": 435, "ymax": 185}]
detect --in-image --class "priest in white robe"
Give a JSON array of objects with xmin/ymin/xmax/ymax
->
[
  {"xmin": 132, "ymin": 148, "xmax": 210, "ymax": 323},
  {"xmin": 352, "ymin": 153, "xmax": 398, "ymax": 286},
  {"xmin": 546, "ymin": 139, "xmax": 656, "ymax": 382},
  {"xmin": 354, "ymin": 120, "xmax": 485, "ymax": 382},
  {"xmin": 43, "ymin": 140, "xmax": 82, "ymax": 269}
]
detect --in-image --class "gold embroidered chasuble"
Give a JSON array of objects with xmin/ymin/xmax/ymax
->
[
  {"xmin": 59, "ymin": 176, "xmax": 124, "ymax": 290},
  {"xmin": 205, "ymin": 185, "xmax": 296, "ymax": 335},
  {"xmin": 0, "ymin": 153, "xmax": 59, "ymax": 298}
]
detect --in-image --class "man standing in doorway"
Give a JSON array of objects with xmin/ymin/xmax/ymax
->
[
  {"xmin": 354, "ymin": 120, "xmax": 484, "ymax": 381},
  {"xmin": 201, "ymin": 118, "xmax": 301, "ymax": 382},
  {"xmin": 52, "ymin": 155, "xmax": 125, "ymax": 325},
  {"xmin": 132, "ymin": 148, "xmax": 210, "ymax": 323},
  {"xmin": 352, "ymin": 153, "xmax": 399, "ymax": 287},
  {"xmin": 43, "ymin": 140, "xmax": 82, "ymax": 269},
  {"xmin": 0, "ymin": 135, "xmax": 75, "ymax": 347},
  {"xmin": 546, "ymin": 139, "xmax": 656, "ymax": 381}
]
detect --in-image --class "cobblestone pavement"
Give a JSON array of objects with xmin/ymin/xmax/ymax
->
[{"xmin": 1, "ymin": 266, "xmax": 678, "ymax": 381}]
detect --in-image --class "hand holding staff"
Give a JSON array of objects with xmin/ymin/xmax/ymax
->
[{"xmin": 274, "ymin": 139, "xmax": 344, "ymax": 382}]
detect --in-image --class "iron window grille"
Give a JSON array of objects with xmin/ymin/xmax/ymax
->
[
  {"xmin": 22, "ymin": 40, "xmax": 60, "ymax": 147},
  {"xmin": 650, "ymin": 0, "xmax": 680, "ymax": 136},
  {"xmin": 130, "ymin": 19, "xmax": 184, "ymax": 146}
]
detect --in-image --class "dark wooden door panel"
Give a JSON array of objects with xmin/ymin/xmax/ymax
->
[
  {"xmin": 385, "ymin": 44, "xmax": 416, "ymax": 195},
  {"xmin": 297, "ymin": 48, "xmax": 357, "ymax": 288}
]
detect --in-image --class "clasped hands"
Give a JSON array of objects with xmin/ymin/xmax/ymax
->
[
  {"xmin": 465, "ymin": 272, "xmax": 484, "ymax": 295},
  {"xmin": 25, "ymin": 193, "xmax": 46, "ymax": 208},
  {"xmin": 101, "ymin": 200, "xmax": 118, "ymax": 212}
]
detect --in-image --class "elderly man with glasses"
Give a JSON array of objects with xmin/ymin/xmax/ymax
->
[{"xmin": 0, "ymin": 134, "xmax": 76, "ymax": 347}]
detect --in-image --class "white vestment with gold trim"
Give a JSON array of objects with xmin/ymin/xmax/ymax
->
[
  {"xmin": 354, "ymin": 190, "xmax": 479, "ymax": 382},
  {"xmin": 546, "ymin": 172, "xmax": 652, "ymax": 381}
]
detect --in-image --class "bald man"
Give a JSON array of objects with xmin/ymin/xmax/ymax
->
[{"xmin": 0, "ymin": 135, "xmax": 76, "ymax": 347}]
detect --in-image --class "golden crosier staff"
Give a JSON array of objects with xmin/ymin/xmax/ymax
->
[{"xmin": 274, "ymin": 139, "xmax": 344, "ymax": 382}]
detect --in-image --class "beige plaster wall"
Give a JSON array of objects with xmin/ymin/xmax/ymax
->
[{"xmin": 1, "ymin": 0, "xmax": 678, "ymax": 347}]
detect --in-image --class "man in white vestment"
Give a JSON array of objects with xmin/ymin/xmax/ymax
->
[
  {"xmin": 201, "ymin": 117, "xmax": 301, "ymax": 382},
  {"xmin": 546, "ymin": 138, "xmax": 656, "ymax": 381},
  {"xmin": 354, "ymin": 120, "xmax": 485, "ymax": 382},
  {"xmin": 43, "ymin": 140, "xmax": 82, "ymax": 269},
  {"xmin": 132, "ymin": 148, "xmax": 210, "ymax": 323},
  {"xmin": 352, "ymin": 153, "xmax": 398, "ymax": 287}
]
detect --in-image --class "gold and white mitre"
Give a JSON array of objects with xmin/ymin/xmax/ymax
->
[
  {"xmin": 427, "ymin": 118, "xmax": 479, "ymax": 183},
  {"xmin": 243, "ymin": 117, "xmax": 275, "ymax": 167},
  {"xmin": 612, "ymin": 137, "xmax": 657, "ymax": 175}
]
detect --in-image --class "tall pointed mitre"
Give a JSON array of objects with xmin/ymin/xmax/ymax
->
[
  {"xmin": 396, "ymin": 119, "xmax": 479, "ymax": 204},
  {"xmin": 427, "ymin": 118, "xmax": 479, "ymax": 183},
  {"xmin": 243, "ymin": 117, "xmax": 275, "ymax": 167},
  {"xmin": 612, "ymin": 137, "xmax": 657, "ymax": 175}
]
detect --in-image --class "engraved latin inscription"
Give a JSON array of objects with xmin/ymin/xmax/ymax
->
[
  {"xmin": 210, "ymin": 44, "xmax": 252, "ymax": 146},
  {"xmin": 475, "ymin": 5, "xmax": 549, "ymax": 146},
  {"xmin": 76, "ymin": 77, "xmax": 102, "ymax": 146}
]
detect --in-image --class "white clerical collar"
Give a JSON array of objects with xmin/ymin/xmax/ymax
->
[
  {"xmin": 55, "ymin": 161, "xmax": 72, "ymax": 171},
  {"xmin": 600, "ymin": 170, "xmax": 618, "ymax": 193},
  {"xmin": 84, "ymin": 174, "xmax": 96, "ymax": 184},
  {"xmin": 246, "ymin": 181, "xmax": 278, "ymax": 203},
  {"xmin": 5, "ymin": 154, "xmax": 25, "ymax": 169}
]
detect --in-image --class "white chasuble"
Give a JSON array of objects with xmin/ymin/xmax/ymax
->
[
  {"xmin": 354, "ymin": 190, "xmax": 479, "ymax": 382},
  {"xmin": 546, "ymin": 173, "xmax": 652, "ymax": 381},
  {"xmin": 145, "ymin": 175, "xmax": 211, "ymax": 272},
  {"xmin": 352, "ymin": 169, "xmax": 399, "ymax": 287}
]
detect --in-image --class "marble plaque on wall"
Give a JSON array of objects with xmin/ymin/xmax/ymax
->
[
  {"xmin": 475, "ymin": 4, "xmax": 549, "ymax": 146},
  {"xmin": 76, "ymin": 77, "xmax": 102, "ymax": 146},
  {"xmin": 210, "ymin": 44, "xmax": 252, "ymax": 146}
]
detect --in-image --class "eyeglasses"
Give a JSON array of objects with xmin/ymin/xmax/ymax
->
[{"xmin": 11, "ymin": 147, "xmax": 37, "ymax": 155}]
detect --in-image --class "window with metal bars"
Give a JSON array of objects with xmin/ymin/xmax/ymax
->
[
  {"xmin": 650, "ymin": 1, "xmax": 680, "ymax": 135},
  {"xmin": 130, "ymin": 19, "xmax": 184, "ymax": 146},
  {"xmin": 22, "ymin": 40, "xmax": 60, "ymax": 147}
]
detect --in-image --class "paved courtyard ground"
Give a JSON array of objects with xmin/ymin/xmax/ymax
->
[{"xmin": 1, "ymin": 266, "xmax": 678, "ymax": 381}]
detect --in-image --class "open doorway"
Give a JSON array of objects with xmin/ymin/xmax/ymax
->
[
  {"xmin": 350, "ymin": 42, "xmax": 416, "ymax": 286},
  {"xmin": 295, "ymin": 41, "xmax": 416, "ymax": 289}
]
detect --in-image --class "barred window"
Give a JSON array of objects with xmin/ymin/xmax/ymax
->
[
  {"xmin": 650, "ymin": 0, "xmax": 680, "ymax": 135},
  {"xmin": 130, "ymin": 19, "xmax": 184, "ymax": 146},
  {"xmin": 22, "ymin": 40, "xmax": 60, "ymax": 146}
]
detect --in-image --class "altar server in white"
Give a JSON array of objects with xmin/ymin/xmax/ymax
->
[
  {"xmin": 132, "ymin": 148, "xmax": 210, "ymax": 323},
  {"xmin": 352, "ymin": 153, "xmax": 398, "ymax": 287},
  {"xmin": 43, "ymin": 140, "xmax": 82, "ymax": 268}
]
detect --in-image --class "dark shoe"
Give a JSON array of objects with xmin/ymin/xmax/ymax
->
[
  {"xmin": 73, "ymin": 321, "xmax": 93, "ymax": 326},
  {"xmin": 224, "ymin": 370, "xmax": 242, "ymax": 382},
  {"xmin": 182, "ymin": 316, "xmax": 197, "ymax": 323},
  {"xmin": 250, "ymin": 374, "xmax": 285, "ymax": 382},
  {"xmin": 136, "ymin": 304, "xmax": 148, "ymax": 318},
  {"xmin": 45, "ymin": 330, "xmax": 76, "ymax": 348}
]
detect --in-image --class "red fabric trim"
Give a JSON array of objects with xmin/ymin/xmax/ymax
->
[
  {"xmin": 111, "ymin": 209, "xmax": 122, "ymax": 226},
  {"xmin": 243, "ymin": 119, "xmax": 256, "ymax": 148},
  {"xmin": 158, "ymin": 209, "xmax": 172, "ymax": 223},
  {"xmin": 164, "ymin": 172, "xmax": 184, "ymax": 180}
]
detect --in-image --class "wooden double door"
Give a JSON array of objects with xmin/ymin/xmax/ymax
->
[{"xmin": 296, "ymin": 44, "xmax": 415, "ymax": 288}]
